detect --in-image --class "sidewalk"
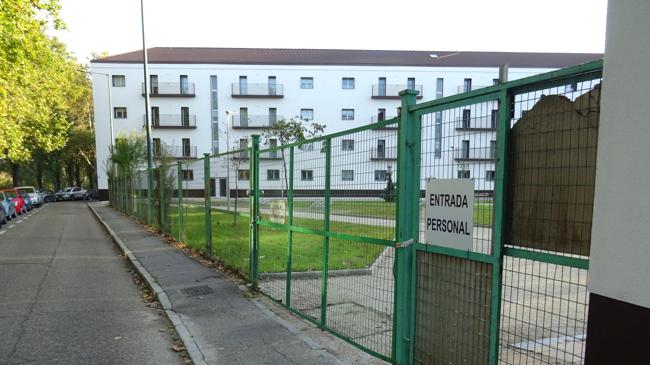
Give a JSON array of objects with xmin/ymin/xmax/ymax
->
[{"xmin": 89, "ymin": 202, "xmax": 384, "ymax": 365}]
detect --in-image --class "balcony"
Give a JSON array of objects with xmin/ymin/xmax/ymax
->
[
  {"xmin": 142, "ymin": 82, "xmax": 195, "ymax": 97},
  {"xmin": 232, "ymin": 114, "xmax": 284, "ymax": 129},
  {"xmin": 260, "ymin": 151, "xmax": 282, "ymax": 160},
  {"xmin": 371, "ymin": 84, "xmax": 423, "ymax": 99},
  {"xmin": 145, "ymin": 114, "xmax": 197, "ymax": 129},
  {"xmin": 231, "ymin": 83, "xmax": 284, "ymax": 98},
  {"xmin": 453, "ymin": 148, "xmax": 496, "ymax": 162},
  {"xmin": 370, "ymin": 115, "xmax": 398, "ymax": 130},
  {"xmin": 456, "ymin": 85, "xmax": 489, "ymax": 94},
  {"xmin": 154, "ymin": 145, "xmax": 198, "ymax": 159},
  {"xmin": 370, "ymin": 147, "xmax": 397, "ymax": 160},
  {"xmin": 455, "ymin": 116, "xmax": 497, "ymax": 131}
]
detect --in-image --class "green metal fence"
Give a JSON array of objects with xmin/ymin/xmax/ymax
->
[{"xmin": 109, "ymin": 59, "xmax": 603, "ymax": 365}]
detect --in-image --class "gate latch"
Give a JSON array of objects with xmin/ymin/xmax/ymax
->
[{"xmin": 395, "ymin": 238, "xmax": 414, "ymax": 248}]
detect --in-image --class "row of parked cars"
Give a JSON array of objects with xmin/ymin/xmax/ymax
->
[{"xmin": 0, "ymin": 186, "xmax": 98, "ymax": 227}]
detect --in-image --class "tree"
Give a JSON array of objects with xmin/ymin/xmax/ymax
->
[
  {"xmin": 108, "ymin": 133, "xmax": 147, "ymax": 178},
  {"xmin": 262, "ymin": 118, "xmax": 325, "ymax": 198},
  {"xmin": 382, "ymin": 165, "xmax": 396, "ymax": 202}
]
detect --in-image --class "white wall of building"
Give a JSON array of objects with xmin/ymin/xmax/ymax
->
[
  {"xmin": 588, "ymin": 0, "xmax": 650, "ymax": 309},
  {"xmin": 91, "ymin": 62, "xmax": 554, "ymax": 191}
]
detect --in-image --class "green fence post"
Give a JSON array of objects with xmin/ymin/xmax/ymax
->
[
  {"xmin": 394, "ymin": 89, "xmax": 420, "ymax": 365},
  {"xmin": 177, "ymin": 161, "xmax": 183, "ymax": 243},
  {"xmin": 249, "ymin": 134, "xmax": 260, "ymax": 289},
  {"xmin": 487, "ymin": 89, "xmax": 511, "ymax": 365},
  {"xmin": 203, "ymin": 153, "xmax": 212, "ymax": 258},
  {"xmin": 158, "ymin": 165, "xmax": 165, "ymax": 231},
  {"xmin": 147, "ymin": 167, "xmax": 153, "ymax": 225},
  {"xmin": 285, "ymin": 146, "xmax": 294, "ymax": 307},
  {"xmin": 320, "ymin": 138, "xmax": 332, "ymax": 329}
]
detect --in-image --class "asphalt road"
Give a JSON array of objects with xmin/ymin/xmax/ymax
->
[{"xmin": 0, "ymin": 202, "xmax": 182, "ymax": 364}]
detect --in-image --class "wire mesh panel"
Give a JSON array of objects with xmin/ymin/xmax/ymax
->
[
  {"xmin": 500, "ymin": 77, "xmax": 601, "ymax": 365},
  {"xmin": 414, "ymin": 251, "xmax": 492, "ymax": 365},
  {"xmin": 178, "ymin": 157, "xmax": 207, "ymax": 252},
  {"xmin": 257, "ymin": 144, "xmax": 290, "ymax": 301},
  {"xmin": 209, "ymin": 150, "xmax": 251, "ymax": 276},
  {"xmin": 419, "ymin": 100, "xmax": 499, "ymax": 255}
]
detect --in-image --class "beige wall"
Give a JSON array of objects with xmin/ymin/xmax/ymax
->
[{"xmin": 589, "ymin": 0, "xmax": 650, "ymax": 308}]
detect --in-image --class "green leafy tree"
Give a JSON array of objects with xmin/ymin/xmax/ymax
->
[
  {"xmin": 263, "ymin": 118, "xmax": 325, "ymax": 198},
  {"xmin": 382, "ymin": 165, "xmax": 396, "ymax": 202}
]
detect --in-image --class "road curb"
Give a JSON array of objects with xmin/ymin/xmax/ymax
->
[{"xmin": 87, "ymin": 202, "xmax": 208, "ymax": 365}]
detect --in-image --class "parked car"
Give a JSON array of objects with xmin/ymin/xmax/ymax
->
[
  {"xmin": 70, "ymin": 187, "xmax": 87, "ymax": 200},
  {"xmin": 0, "ymin": 201, "xmax": 6, "ymax": 225},
  {"xmin": 0, "ymin": 192, "xmax": 17, "ymax": 220},
  {"xmin": 39, "ymin": 189, "xmax": 54, "ymax": 203},
  {"xmin": 20, "ymin": 191, "xmax": 33, "ymax": 211},
  {"xmin": 2, "ymin": 189, "xmax": 26, "ymax": 215},
  {"xmin": 16, "ymin": 186, "xmax": 43, "ymax": 207},
  {"xmin": 55, "ymin": 188, "xmax": 73, "ymax": 201}
]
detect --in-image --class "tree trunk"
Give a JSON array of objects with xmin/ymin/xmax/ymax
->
[
  {"xmin": 75, "ymin": 163, "xmax": 82, "ymax": 187},
  {"xmin": 54, "ymin": 159, "xmax": 62, "ymax": 191},
  {"xmin": 66, "ymin": 161, "xmax": 74, "ymax": 187},
  {"xmin": 11, "ymin": 163, "xmax": 19, "ymax": 186}
]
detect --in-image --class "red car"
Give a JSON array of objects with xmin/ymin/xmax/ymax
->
[{"xmin": 1, "ymin": 189, "xmax": 26, "ymax": 215}]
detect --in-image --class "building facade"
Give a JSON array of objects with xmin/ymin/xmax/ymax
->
[{"xmin": 91, "ymin": 48, "xmax": 600, "ymax": 197}]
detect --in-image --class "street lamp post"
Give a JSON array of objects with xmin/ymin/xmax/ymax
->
[{"xmin": 140, "ymin": 0, "xmax": 154, "ymax": 225}]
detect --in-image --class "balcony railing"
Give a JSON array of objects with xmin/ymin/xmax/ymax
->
[
  {"xmin": 457, "ymin": 85, "xmax": 489, "ymax": 94},
  {"xmin": 370, "ymin": 147, "xmax": 398, "ymax": 160},
  {"xmin": 232, "ymin": 114, "xmax": 284, "ymax": 129},
  {"xmin": 154, "ymin": 145, "xmax": 198, "ymax": 159},
  {"xmin": 142, "ymin": 82, "xmax": 195, "ymax": 96},
  {"xmin": 453, "ymin": 148, "xmax": 496, "ymax": 161},
  {"xmin": 370, "ymin": 115, "xmax": 398, "ymax": 130},
  {"xmin": 372, "ymin": 84, "xmax": 423, "ymax": 99},
  {"xmin": 455, "ymin": 116, "xmax": 497, "ymax": 131},
  {"xmin": 231, "ymin": 83, "xmax": 284, "ymax": 98},
  {"xmin": 145, "ymin": 114, "xmax": 197, "ymax": 129},
  {"xmin": 260, "ymin": 151, "xmax": 282, "ymax": 160}
]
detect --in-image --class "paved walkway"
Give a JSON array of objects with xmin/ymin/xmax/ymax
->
[
  {"xmin": 0, "ymin": 202, "xmax": 181, "ymax": 364},
  {"xmin": 90, "ymin": 202, "xmax": 384, "ymax": 365}
]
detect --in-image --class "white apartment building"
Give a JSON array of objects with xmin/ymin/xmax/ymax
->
[{"xmin": 91, "ymin": 48, "xmax": 600, "ymax": 198}]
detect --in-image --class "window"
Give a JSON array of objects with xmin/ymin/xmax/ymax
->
[
  {"xmin": 210, "ymin": 75, "xmax": 219, "ymax": 154},
  {"xmin": 182, "ymin": 170, "xmax": 194, "ymax": 181},
  {"xmin": 238, "ymin": 169, "xmax": 250, "ymax": 181},
  {"xmin": 342, "ymin": 170, "xmax": 354, "ymax": 181},
  {"xmin": 493, "ymin": 78, "xmax": 500, "ymax": 85},
  {"xmin": 180, "ymin": 75, "xmax": 189, "ymax": 94},
  {"xmin": 565, "ymin": 82, "xmax": 577, "ymax": 92},
  {"xmin": 436, "ymin": 78, "xmax": 444, "ymax": 99},
  {"xmin": 268, "ymin": 76, "xmax": 277, "ymax": 95},
  {"xmin": 153, "ymin": 138, "xmax": 161, "ymax": 157},
  {"xmin": 490, "ymin": 140, "xmax": 497, "ymax": 159},
  {"xmin": 457, "ymin": 170, "xmax": 470, "ymax": 179},
  {"xmin": 407, "ymin": 77, "xmax": 416, "ymax": 91},
  {"xmin": 151, "ymin": 107, "xmax": 159, "ymax": 125},
  {"xmin": 341, "ymin": 139, "xmax": 354, "ymax": 151},
  {"xmin": 461, "ymin": 140, "xmax": 470, "ymax": 159},
  {"xmin": 462, "ymin": 109, "xmax": 471, "ymax": 128},
  {"xmin": 342, "ymin": 77, "xmax": 355, "ymax": 89},
  {"xmin": 301, "ymin": 170, "xmax": 313, "ymax": 181},
  {"xmin": 377, "ymin": 108, "xmax": 386, "ymax": 122},
  {"xmin": 150, "ymin": 75, "xmax": 158, "ymax": 94},
  {"xmin": 463, "ymin": 78, "xmax": 472, "ymax": 93},
  {"xmin": 486, "ymin": 170, "xmax": 495, "ymax": 181},
  {"xmin": 239, "ymin": 76, "xmax": 248, "ymax": 95},
  {"xmin": 113, "ymin": 107, "xmax": 127, "ymax": 119},
  {"xmin": 374, "ymin": 170, "xmax": 387, "ymax": 181},
  {"xmin": 298, "ymin": 143, "xmax": 314, "ymax": 151},
  {"xmin": 491, "ymin": 109, "xmax": 498, "ymax": 129},
  {"xmin": 181, "ymin": 107, "xmax": 190, "ymax": 126},
  {"xmin": 112, "ymin": 75, "xmax": 125, "ymax": 87},
  {"xmin": 434, "ymin": 112, "xmax": 442, "ymax": 159},
  {"xmin": 269, "ymin": 108, "xmax": 277, "ymax": 125},
  {"xmin": 267, "ymin": 169, "xmax": 280, "ymax": 181},
  {"xmin": 378, "ymin": 77, "xmax": 387, "ymax": 96},
  {"xmin": 300, "ymin": 109, "xmax": 313, "ymax": 121},
  {"xmin": 182, "ymin": 138, "xmax": 191, "ymax": 157},
  {"xmin": 300, "ymin": 77, "xmax": 313, "ymax": 89},
  {"xmin": 341, "ymin": 109, "xmax": 354, "ymax": 120}
]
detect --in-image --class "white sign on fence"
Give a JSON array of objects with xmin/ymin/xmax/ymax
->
[
  {"xmin": 424, "ymin": 179, "xmax": 474, "ymax": 251},
  {"xmin": 270, "ymin": 200, "xmax": 286, "ymax": 224}
]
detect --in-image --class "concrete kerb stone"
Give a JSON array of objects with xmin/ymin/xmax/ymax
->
[{"xmin": 87, "ymin": 202, "xmax": 208, "ymax": 365}]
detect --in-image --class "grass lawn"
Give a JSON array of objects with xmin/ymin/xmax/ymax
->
[{"xmin": 169, "ymin": 205, "xmax": 391, "ymax": 274}]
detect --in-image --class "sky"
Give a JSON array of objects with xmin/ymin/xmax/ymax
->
[{"xmin": 54, "ymin": 0, "xmax": 608, "ymax": 64}]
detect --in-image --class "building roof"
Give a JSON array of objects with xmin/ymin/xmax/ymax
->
[{"xmin": 92, "ymin": 47, "xmax": 602, "ymax": 68}]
